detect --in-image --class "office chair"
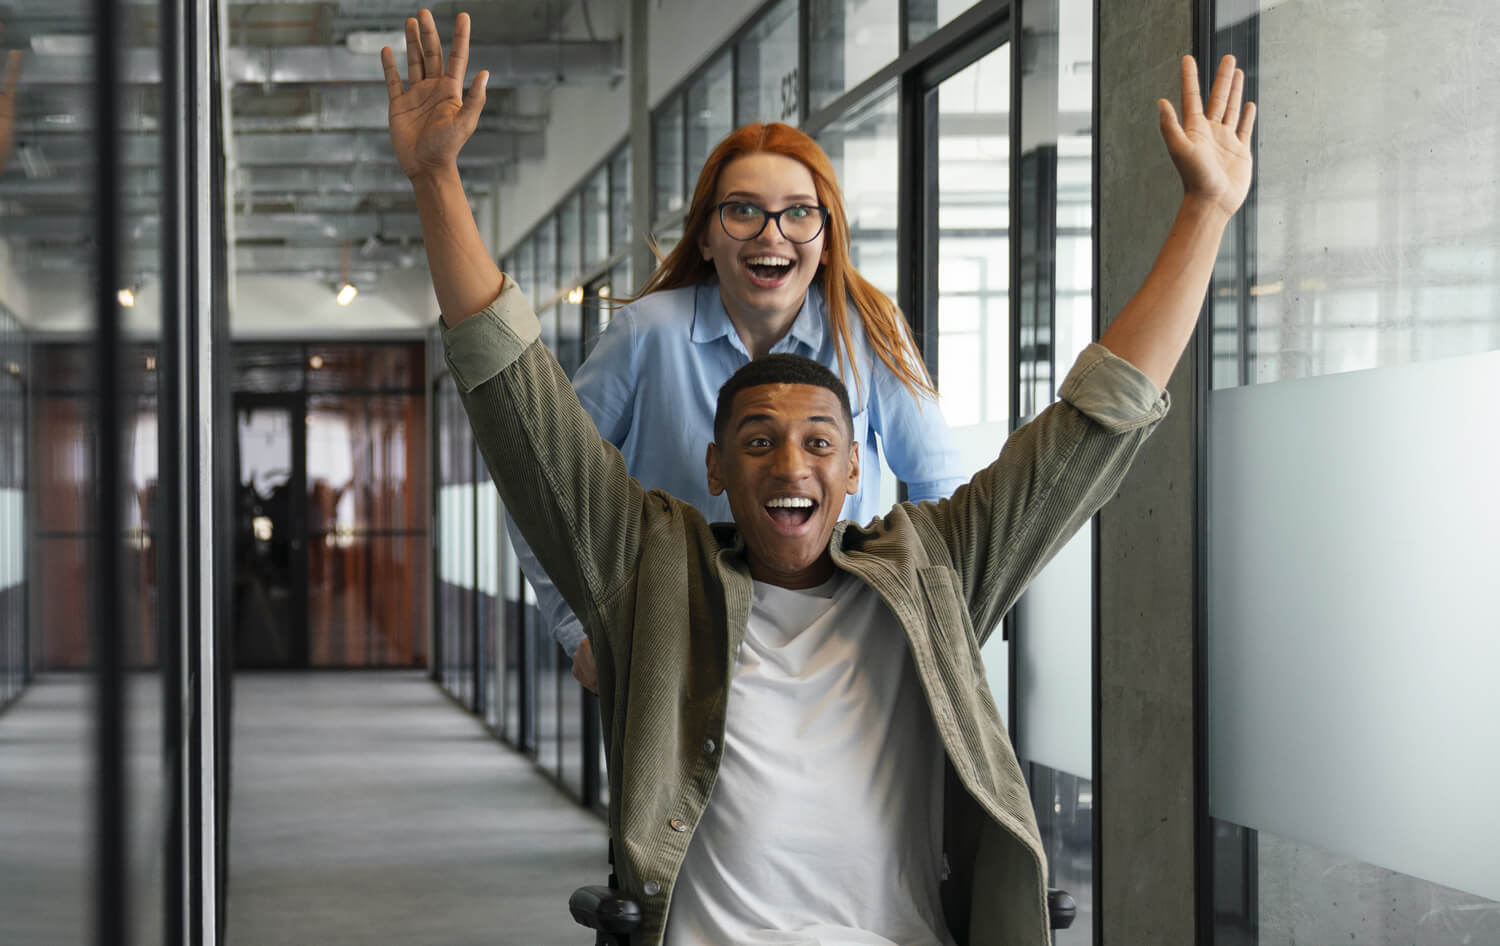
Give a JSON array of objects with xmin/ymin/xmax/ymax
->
[{"xmin": 569, "ymin": 842, "xmax": 1078, "ymax": 945}]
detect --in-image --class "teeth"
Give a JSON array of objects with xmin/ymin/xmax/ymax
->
[
  {"xmin": 766, "ymin": 497, "xmax": 814, "ymax": 509},
  {"xmin": 746, "ymin": 256, "xmax": 792, "ymax": 267}
]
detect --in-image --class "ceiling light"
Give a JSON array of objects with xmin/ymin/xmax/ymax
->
[
  {"xmin": 344, "ymin": 31, "xmax": 405, "ymax": 56},
  {"xmin": 30, "ymin": 34, "xmax": 92, "ymax": 56},
  {"xmin": 567, "ymin": 286, "xmax": 585, "ymax": 304},
  {"xmin": 308, "ymin": 354, "xmax": 325, "ymax": 370},
  {"xmin": 335, "ymin": 283, "xmax": 358, "ymax": 306},
  {"xmin": 118, "ymin": 288, "xmax": 136, "ymax": 307},
  {"xmin": 599, "ymin": 285, "xmax": 611, "ymax": 299}
]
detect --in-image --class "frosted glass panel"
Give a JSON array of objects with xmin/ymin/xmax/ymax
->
[
  {"xmin": 1208, "ymin": 350, "xmax": 1500, "ymax": 902},
  {"xmin": 0, "ymin": 490, "xmax": 20, "ymax": 589},
  {"xmin": 1016, "ymin": 528, "xmax": 1091, "ymax": 780},
  {"xmin": 437, "ymin": 483, "xmax": 474, "ymax": 588}
]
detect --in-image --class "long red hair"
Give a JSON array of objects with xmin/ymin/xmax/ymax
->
[{"xmin": 628, "ymin": 123, "xmax": 936, "ymax": 401}]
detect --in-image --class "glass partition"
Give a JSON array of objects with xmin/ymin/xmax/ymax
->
[
  {"xmin": 809, "ymin": 0, "xmax": 899, "ymax": 112},
  {"xmin": 654, "ymin": 95, "xmax": 686, "ymax": 219},
  {"xmin": 736, "ymin": 0, "xmax": 800, "ymax": 125},
  {"xmin": 685, "ymin": 52, "xmax": 734, "ymax": 190},
  {"xmin": 1206, "ymin": 1, "xmax": 1500, "ymax": 940}
]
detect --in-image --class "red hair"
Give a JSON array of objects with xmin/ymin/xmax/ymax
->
[{"xmin": 628, "ymin": 123, "xmax": 936, "ymax": 401}]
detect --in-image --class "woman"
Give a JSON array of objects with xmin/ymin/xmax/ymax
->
[{"xmin": 384, "ymin": 11, "xmax": 963, "ymax": 688}]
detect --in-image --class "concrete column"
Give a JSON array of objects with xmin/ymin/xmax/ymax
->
[
  {"xmin": 1096, "ymin": 1, "xmax": 1198, "ymax": 944},
  {"xmin": 628, "ymin": 0, "xmax": 655, "ymax": 292}
]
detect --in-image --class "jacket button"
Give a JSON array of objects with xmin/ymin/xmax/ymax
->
[
  {"xmin": 643, "ymin": 880, "xmax": 661, "ymax": 896},
  {"xmin": 702, "ymin": 738, "xmax": 716, "ymax": 755},
  {"xmin": 669, "ymin": 818, "xmax": 689, "ymax": 832}
]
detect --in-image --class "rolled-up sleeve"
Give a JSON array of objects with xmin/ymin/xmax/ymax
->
[
  {"xmin": 1057, "ymin": 342, "xmax": 1169, "ymax": 433},
  {"xmin": 441, "ymin": 276, "xmax": 541, "ymax": 393}
]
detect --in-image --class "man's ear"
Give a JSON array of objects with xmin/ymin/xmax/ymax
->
[
  {"xmin": 706, "ymin": 442, "xmax": 725, "ymax": 496},
  {"xmin": 845, "ymin": 439, "xmax": 860, "ymax": 496}
]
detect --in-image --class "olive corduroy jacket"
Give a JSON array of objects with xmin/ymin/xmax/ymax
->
[{"xmin": 443, "ymin": 278, "xmax": 1168, "ymax": 945}]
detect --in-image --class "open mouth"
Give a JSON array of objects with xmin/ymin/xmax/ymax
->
[
  {"xmin": 744, "ymin": 255, "xmax": 793, "ymax": 287},
  {"xmin": 765, "ymin": 495, "xmax": 817, "ymax": 530}
]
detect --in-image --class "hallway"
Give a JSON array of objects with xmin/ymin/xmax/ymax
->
[{"xmin": 225, "ymin": 673, "xmax": 606, "ymax": 946}]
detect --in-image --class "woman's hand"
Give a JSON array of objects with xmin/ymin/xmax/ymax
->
[
  {"xmin": 1159, "ymin": 54, "xmax": 1256, "ymax": 219},
  {"xmin": 381, "ymin": 9, "xmax": 489, "ymax": 182}
]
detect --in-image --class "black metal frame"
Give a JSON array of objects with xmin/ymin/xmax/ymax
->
[{"xmin": 1193, "ymin": 2, "xmax": 1262, "ymax": 942}]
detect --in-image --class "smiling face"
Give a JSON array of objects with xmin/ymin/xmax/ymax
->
[
  {"xmin": 706, "ymin": 382, "xmax": 859, "ymax": 589},
  {"xmin": 699, "ymin": 152, "xmax": 830, "ymax": 331}
]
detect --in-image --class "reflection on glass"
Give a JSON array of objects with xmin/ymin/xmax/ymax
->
[
  {"xmin": 559, "ymin": 651, "xmax": 583, "ymax": 797},
  {"xmin": 906, "ymin": 0, "xmax": 981, "ymax": 45},
  {"xmin": 809, "ymin": 0, "xmax": 899, "ymax": 112},
  {"xmin": 654, "ymin": 96, "xmax": 685, "ymax": 219},
  {"xmin": 736, "ymin": 0, "xmax": 799, "ymax": 125},
  {"xmin": 235, "ymin": 403, "xmax": 299, "ymax": 667},
  {"xmin": 582, "ymin": 166, "xmax": 609, "ymax": 270},
  {"xmin": 686, "ymin": 53, "xmax": 733, "ymax": 191},
  {"xmin": 534, "ymin": 216, "xmax": 558, "ymax": 307},
  {"xmin": 305, "ymin": 394, "xmax": 428, "ymax": 667},
  {"xmin": 559, "ymin": 192, "xmax": 581, "ymax": 287},
  {"xmin": 815, "ymin": 84, "xmax": 899, "ymax": 299},
  {"xmin": 1211, "ymin": 1, "xmax": 1500, "ymax": 389},
  {"xmin": 513, "ymin": 237, "xmax": 536, "ymax": 300},
  {"xmin": 936, "ymin": 48, "xmax": 1010, "ymax": 432},
  {"xmin": 1213, "ymin": 820, "xmax": 1500, "ymax": 946},
  {"xmin": 610, "ymin": 147, "xmax": 632, "ymax": 258}
]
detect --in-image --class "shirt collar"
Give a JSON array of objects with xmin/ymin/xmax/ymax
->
[{"xmin": 691, "ymin": 279, "xmax": 827, "ymax": 354}]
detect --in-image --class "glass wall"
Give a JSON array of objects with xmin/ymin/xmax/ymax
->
[
  {"xmin": 0, "ymin": 308, "xmax": 22, "ymax": 711},
  {"xmin": 0, "ymin": 0, "xmax": 222, "ymax": 938},
  {"xmin": 1204, "ymin": 0, "xmax": 1500, "ymax": 941}
]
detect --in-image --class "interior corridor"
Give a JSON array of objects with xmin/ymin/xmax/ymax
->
[{"xmin": 224, "ymin": 673, "xmax": 606, "ymax": 945}]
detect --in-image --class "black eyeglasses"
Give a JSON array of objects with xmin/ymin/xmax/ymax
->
[{"xmin": 715, "ymin": 201, "xmax": 830, "ymax": 244}]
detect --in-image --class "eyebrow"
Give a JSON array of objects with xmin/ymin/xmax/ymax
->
[
  {"xmin": 734, "ymin": 413, "xmax": 842, "ymax": 433},
  {"xmin": 722, "ymin": 191, "xmax": 820, "ymax": 205}
]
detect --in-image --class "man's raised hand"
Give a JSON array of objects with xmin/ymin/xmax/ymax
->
[
  {"xmin": 381, "ymin": 9, "xmax": 489, "ymax": 182},
  {"xmin": 1158, "ymin": 54, "xmax": 1256, "ymax": 220}
]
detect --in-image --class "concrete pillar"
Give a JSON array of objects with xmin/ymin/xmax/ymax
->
[{"xmin": 1096, "ymin": 1, "xmax": 1199, "ymax": 944}]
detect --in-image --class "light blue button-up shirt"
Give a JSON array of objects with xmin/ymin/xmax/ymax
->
[{"xmin": 510, "ymin": 278, "xmax": 965, "ymax": 654}]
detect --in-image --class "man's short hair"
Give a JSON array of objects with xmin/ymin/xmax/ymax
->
[{"xmin": 713, "ymin": 354, "xmax": 854, "ymax": 443}]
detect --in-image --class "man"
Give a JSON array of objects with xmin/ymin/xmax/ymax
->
[{"xmin": 386, "ymin": 10, "xmax": 1254, "ymax": 944}]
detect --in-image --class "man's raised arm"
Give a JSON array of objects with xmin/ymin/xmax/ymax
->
[
  {"xmin": 1097, "ymin": 54, "xmax": 1256, "ymax": 389},
  {"xmin": 909, "ymin": 55, "xmax": 1254, "ymax": 634},
  {"xmin": 385, "ymin": 10, "xmax": 647, "ymax": 641},
  {"xmin": 381, "ymin": 9, "xmax": 501, "ymax": 326}
]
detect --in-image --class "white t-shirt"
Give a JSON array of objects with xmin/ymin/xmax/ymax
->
[{"xmin": 663, "ymin": 573, "xmax": 956, "ymax": 946}]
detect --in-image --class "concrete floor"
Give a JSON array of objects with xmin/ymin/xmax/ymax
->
[{"xmin": 225, "ymin": 672, "xmax": 607, "ymax": 946}]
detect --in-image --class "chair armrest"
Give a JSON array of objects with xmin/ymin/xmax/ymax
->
[
  {"xmin": 569, "ymin": 885, "xmax": 644, "ymax": 935},
  {"xmin": 1047, "ymin": 888, "xmax": 1077, "ymax": 930}
]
